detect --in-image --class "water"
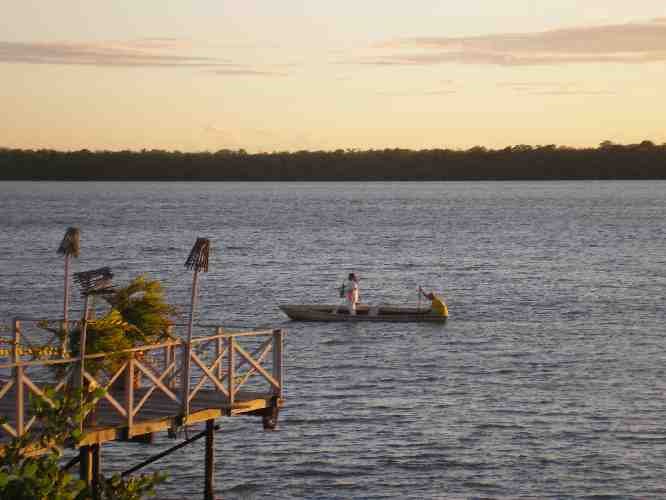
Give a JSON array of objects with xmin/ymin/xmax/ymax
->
[{"xmin": 0, "ymin": 180, "xmax": 665, "ymax": 499}]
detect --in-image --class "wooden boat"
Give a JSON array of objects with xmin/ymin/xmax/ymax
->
[{"xmin": 279, "ymin": 304, "xmax": 448, "ymax": 323}]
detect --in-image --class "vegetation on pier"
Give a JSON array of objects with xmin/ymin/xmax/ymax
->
[
  {"xmin": 44, "ymin": 276, "xmax": 177, "ymax": 375},
  {"xmin": 1, "ymin": 141, "xmax": 666, "ymax": 180},
  {"xmin": 0, "ymin": 387, "xmax": 164, "ymax": 499}
]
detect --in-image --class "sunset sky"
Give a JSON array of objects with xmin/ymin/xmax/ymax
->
[{"xmin": 2, "ymin": 1, "xmax": 665, "ymax": 152}]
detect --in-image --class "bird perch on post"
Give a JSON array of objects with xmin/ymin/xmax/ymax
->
[
  {"xmin": 181, "ymin": 238, "xmax": 210, "ymax": 417},
  {"xmin": 57, "ymin": 227, "xmax": 80, "ymax": 352}
]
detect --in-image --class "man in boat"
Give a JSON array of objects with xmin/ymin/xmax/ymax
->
[
  {"xmin": 343, "ymin": 272, "xmax": 360, "ymax": 315},
  {"xmin": 419, "ymin": 288, "xmax": 448, "ymax": 316}
]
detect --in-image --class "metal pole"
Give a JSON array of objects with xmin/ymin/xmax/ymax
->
[{"xmin": 181, "ymin": 269, "xmax": 199, "ymax": 416}]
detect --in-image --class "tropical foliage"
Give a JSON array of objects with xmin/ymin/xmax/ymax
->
[
  {"xmin": 0, "ymin": 387, "xmax": 165, "ymax": 499},
  {"xmin": 64, "ymin": 276, "xmax": 177, "ymax": 374}
]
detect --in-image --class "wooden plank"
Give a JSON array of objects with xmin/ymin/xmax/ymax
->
[
  {"xmin": 189, "ymin": 348, "xmax": 227, "ymax": 401},
  {"xmin": 189, "ymin": 352, "xmax": 229, "ymax": 399},
  {"xmin": 83, "ymin": 371, "xmax": 127, "ymax": 418},
  {"xmin": 1, "ymin": 422, "xmax": 17, "ymax": 438},
  {"xmin": 234, "ymin": 339, "xmax": 273, "ymax": 390},
  {"xmin": 125, "ymin": 357, "xmax": 134, "ymax": 433},
  {"xmin": 134, "ymin": 358, "xmax": 178, "ymax": 402},
  {"xmin": 228, "ymin": 338, "xmax": 235, "ymax": 406},
  {"xmin": 22, "ymin": 375, "xmax": 55, "ymax": 407},
  {"xmin": 273, "ymin": 330, "xmax": 284, "ymax": 399},
  {"xmin": 15, "ymin": 366, "xmax": 24, "ymax": 436},
  {"xmin": 190, "ymin": 330, "xmax": 274, "ymax": 345},
  {"xmin": 234, "ymin": 343, "xmax": 280, "ymax": 390},
  {"xmin": 0, "ymin": 379, "xmax": 14, "ymax": 400}
]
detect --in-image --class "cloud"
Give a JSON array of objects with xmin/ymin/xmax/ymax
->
[
  {"xmin": 365, "ymin": 18, "xmax": 666, "ymax": 66},
  {"xmin": 0, "ymin": 38, "xmax": 287, "ymax": 76},
  {"xmin": 495, "ymin": 81, "xmax": 616, "ymax": 96},
  {"xmin": 496, "ymin": 81, "xmax": 615, "ymax": 96},
  {"xmin": 0, "ymin": 39, "xmax": 226, "ymax": 67},
  {"xmin": 210, "ymin": 68, "xmax": 288, "ymax": 77},
  {"xmin": 376, "ymin": 89, "xmax": 457, "ymax": 97}
]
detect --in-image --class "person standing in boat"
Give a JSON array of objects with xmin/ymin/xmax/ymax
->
[
  {"xmin": 344, "ymin": 272, "xmax": 360, "ymax": 315},
  {"xmin": 419, "ymin": 287, "xmax": 448, "ymax": 317}
]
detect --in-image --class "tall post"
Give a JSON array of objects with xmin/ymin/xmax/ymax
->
[
  {"xmin": 125, "ymin": 356, "xmax": 135, "ymax": 434},
  {"xmin": 79, "ymin": 295, "xmax": 91, "ymax": 392},
  {"xmin": 165, "ymin": 325, "xmax": 175, "ymax": 390},
  {"xmin": 181, "ymin": 270, "xmax": 199, "ymax": 416},
  {"xmin": 64, "ymin": 254, "xmax": 71, "ymax": 324},
  {"xmin": 13, "ymin": 319, "xmax": 24, "ymax": 436},
  {"xmin": 73, "ymin": 267, "xmax": 113, "ymax": 434},
  {"xmin": 272, "ymin": 329, "xmax": 284, "ymax": 400},
  {"xmin": 181, "ymin": 238, "xmax": 210, "ymax": 417},
  {"xmin": 227, "ymin": 336, "xmax": 235, "ymax": 411},
  {"xmin": 216, "ymin": 327, "xmax": 223, "ymax": 380},
  {"xmin": 58, "ymin": 227, "xmax": 80, "ymax": 353},
  {"xmin": 204, "ymin": 419, "xmax": 216, "ymax": 500}
]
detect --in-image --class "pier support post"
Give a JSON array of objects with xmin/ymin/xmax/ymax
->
[
  {"xmin": 80, "ymin": 444, "xmax": 102, "ymax": 499},
  {"xmin": 204, "ymin": 419, "xmax": 215, "ymax": 500},
  {"xmin": 91, "ymin": 444, "xmax": 101, "ymax": 500},
  {"xmin": 79, "ymin": 445, "xmax": 92, "ymax": 485}
]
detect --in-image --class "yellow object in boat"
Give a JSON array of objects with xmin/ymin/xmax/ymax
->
[{"xmin": 431, "ymin": 294, "xmax": 448, "ymax": 317}]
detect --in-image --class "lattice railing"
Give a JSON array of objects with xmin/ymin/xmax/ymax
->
[{"xmin": 0, "ymin": 319, "xmax": 284, "ymax": 439}]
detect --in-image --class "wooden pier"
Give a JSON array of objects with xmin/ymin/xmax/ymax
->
[{"xmin": 0, "ymin": 318, "xmax": 285, "ymax": 499}]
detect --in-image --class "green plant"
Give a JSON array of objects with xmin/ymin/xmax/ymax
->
[
  {"xmin": 0, "ymin": 387, "xmax": 165, "ymax": 499},
  {"xmin": 103, "ymin": 276, "xmax": 176, "ymax": 345},
  {"xmin": 99, "ymin": 472, "xmax": 164, "ymax": 500},
  {"xmin": 51, "ymin": 275, "xmax": 177, "ymax": 375}
]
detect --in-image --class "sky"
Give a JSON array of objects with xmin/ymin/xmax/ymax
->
[{"xmin": 1, "ymin": 1, "xmax": 665, "ymax": 152}]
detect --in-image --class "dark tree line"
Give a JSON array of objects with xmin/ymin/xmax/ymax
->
[{"xmin": 1, "ymin": 141, "xmax": 665, "ymax": 180}]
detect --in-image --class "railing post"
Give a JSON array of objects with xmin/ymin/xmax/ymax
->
[
  {"xmin": 272, "ymin": 329, "xmax": 284, "ymax": 399},
  {"xmin": 216, "ymin": 327, "xmax": 223, "ymax": 380},
  {"xmin": 60, "ymin": 319, "xmax": 69, "ymax": 357},
  {"xmin": 79, "ymin": 295, "xmax": 91, "ymax": 391},
  {"xmin": 125, "ymin": 355, "xmax": 134, "ymax": 435},
  {"xmin": 164, "ymin": 326, "xmax": 174, "ymax": 389},
  {"xmin": 227, "ymin": 336, "xmax": 235, "ymax": 411},
  {"xmin": 13, "ymin": 319, "xmax": 24, "ymax": 436}
]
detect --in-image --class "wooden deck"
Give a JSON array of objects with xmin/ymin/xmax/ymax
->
[
  {"xmin": 0, "ymin": 384, "xmax": 281, "ymax": 447},
  {"xmin": 0, "ymin": 321, "xmax": 285, "ymax": 450}
]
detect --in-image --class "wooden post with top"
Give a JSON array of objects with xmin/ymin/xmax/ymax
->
[
  {"xmin": 58, "ymin": 227, "xmax": 80, "ymax": 354},
  {"xmin": 181, "ymin": 238, "xmax": 210, "ymax": 417}
]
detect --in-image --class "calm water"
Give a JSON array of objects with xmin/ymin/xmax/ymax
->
[{"xmin": 0, "ymin": 181, "xmax": 665, "ymax": 499}]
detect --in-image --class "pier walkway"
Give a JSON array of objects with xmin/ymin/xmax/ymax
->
[{"xmin": 0, "ymin": 318, "xmax": 285, "ymax": 498}]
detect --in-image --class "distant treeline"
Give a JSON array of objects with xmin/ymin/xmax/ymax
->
[{"xmin": 1, "ymin": 141, "xmax": 666, "ymax": 180}]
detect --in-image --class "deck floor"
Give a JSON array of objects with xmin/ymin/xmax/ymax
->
[{"xmin": 0, "ymin": 384, "xmax": 277, "ymax": 447}]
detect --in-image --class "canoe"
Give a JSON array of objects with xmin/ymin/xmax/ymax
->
[{"xmin": 279, "ymin": 304, "xmax": 448, "ymax": 323}]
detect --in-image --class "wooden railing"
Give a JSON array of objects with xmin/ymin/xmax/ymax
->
[{"xmin": 0, "ymin": 319, "xmax": 284, "ymax": 439}]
